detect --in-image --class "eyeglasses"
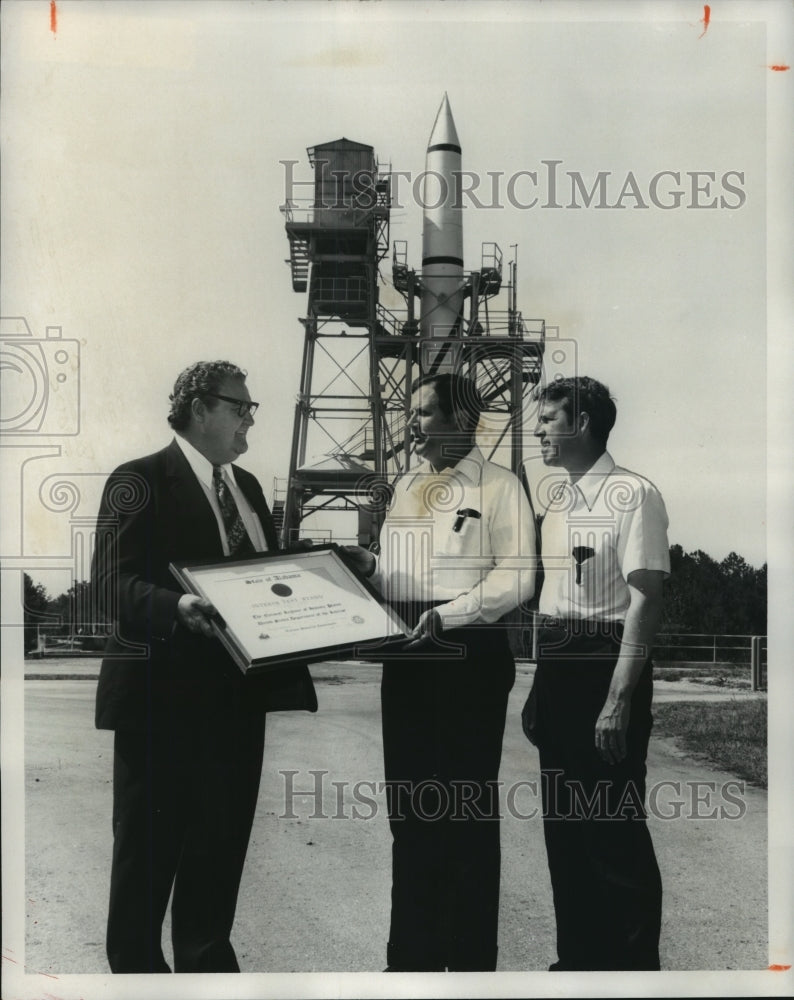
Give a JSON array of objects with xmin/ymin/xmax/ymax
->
[{"xmin": 205, "ymin": 393, "xmax": 260, "ymax": 418}]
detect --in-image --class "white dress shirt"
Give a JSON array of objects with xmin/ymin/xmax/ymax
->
[
  {"xmin": 174, "ymin": 435, "xmax": 268, "ymax": 555},
  {"xmin": 373, "ymin": 446, "xmax": 536, "ymax": 629},
  {"xmin": 537, "ymin": 451, "xmax": 669, "ymax": 622}
]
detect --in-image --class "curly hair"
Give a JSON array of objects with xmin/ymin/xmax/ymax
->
[
  {"xmin": 167, "ymin": 361, "xmax": 247, "ymax": 430},
  {"xmin": 537, "ymin": 376, "xmax": 617, "ymax": 447},
  {"xmin": 411, "ymin": 373, "xmax": 484, "ymax": 436}
]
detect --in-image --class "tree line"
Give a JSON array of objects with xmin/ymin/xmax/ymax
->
[
  {"xmin": 22, "ymin": 544, "xmax": 767, "ymax": 654},
  {"xmin": 661, "ymin": 545, "xmax": 766, "ymax": 637},
  {"xmin": 23, "ymin": 576, "xmax": 110, "ymax": 653}
]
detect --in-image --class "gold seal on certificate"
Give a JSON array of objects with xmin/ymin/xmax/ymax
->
[{"xmin": 170, "ymin": 544, "xmax": 407, "ymax": 674}]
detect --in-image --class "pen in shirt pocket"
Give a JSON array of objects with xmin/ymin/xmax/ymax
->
[
  {"xmin": 452, "ymin": 508, "xmax": 482, "ymax": 532},
  {"xmin": 572, "ymin": 545, "xmax": 595, "ymax": 584}
]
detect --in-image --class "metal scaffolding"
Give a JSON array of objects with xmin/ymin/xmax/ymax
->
[{"xmin": 278, "ymin": 138, "xmax": 545, "ymax": 548}]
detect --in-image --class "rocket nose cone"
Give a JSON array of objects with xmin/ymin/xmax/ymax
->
[{"xmin": 428, "ymin": 93, "xmax": 461, "ymax": 150}]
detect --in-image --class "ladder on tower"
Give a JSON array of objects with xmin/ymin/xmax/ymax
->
[{"xmin": 286, "ymin": 232, "xmax": 310, "ymax": 293}]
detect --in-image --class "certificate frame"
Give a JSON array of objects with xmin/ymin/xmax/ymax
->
[{"xmin": 169, "ymin": 543, "xmax": 407, "ymax": 674}]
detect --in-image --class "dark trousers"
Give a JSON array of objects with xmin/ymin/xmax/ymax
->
[
  {"xmin": 381, "ymin": 617, "xmax": 515, "ymax": 972},
  {"xmin": 106, "ymin": 701, "xmax": 266, "ymax": 973},
  {"xmin": 531, "ymin": 624, "xmax": 662, "ymax": 971}
]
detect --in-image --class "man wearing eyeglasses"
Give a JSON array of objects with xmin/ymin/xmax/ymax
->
[{"xmin": 92, "ymin": 360, "xmax": 316, "ymax": 973}]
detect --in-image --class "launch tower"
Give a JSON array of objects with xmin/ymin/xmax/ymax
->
[{"xmin": 279, "ymin": 106, "xmax": 545, "ymax": 548}]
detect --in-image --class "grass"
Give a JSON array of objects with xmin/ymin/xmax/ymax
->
[
  {"xmin": 652, "ymin": 699, "xmax": 767, "ymax": 788},
  {"xmin": 654, "ymin": 662, "xmax": 757, "ymax": 688}
]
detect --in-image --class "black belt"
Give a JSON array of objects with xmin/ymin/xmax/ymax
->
[{"xmin": 536, "ymin": 615, "xmax": 624, "ymax": 629}]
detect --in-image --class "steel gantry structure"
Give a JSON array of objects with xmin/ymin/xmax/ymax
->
[{"xmin": 278, "ymin": 137, "xmax": 546, "ymax": 548}]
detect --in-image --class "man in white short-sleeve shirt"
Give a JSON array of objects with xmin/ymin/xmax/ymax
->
[
  {"xmin": 538, "ymin": 451, "xmax": 670, "ymax": 623},
  {"xmin": 345, "ymin": 373, "xmax": 535, "ymax": 972},
  {"xmin": 372, "ymin": 445, "xmax": 536, "ymax": 630},
  {"xmin": 523, "ymin": 375, "xmax": 669, "ymax": 972}
]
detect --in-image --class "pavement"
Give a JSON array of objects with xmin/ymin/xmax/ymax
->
[{"xmin": 13, "ymin": 655, "xmax": 773, "ymax": 988}]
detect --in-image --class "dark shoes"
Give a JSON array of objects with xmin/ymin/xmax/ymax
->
[{"xmin": 383, "ymin": 964, "xmax": 445, "ymax": 972}]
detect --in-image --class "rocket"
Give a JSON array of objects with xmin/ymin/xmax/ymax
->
[{"xmin": 420, "ymin": 94, "xmax": 465, "ymax": 370}]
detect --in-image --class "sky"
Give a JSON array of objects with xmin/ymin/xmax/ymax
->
[
  {"xmin": 1, "ymin": 0, "xmax": 791, "ymax": 581},
  {"xmin": 1, "ymin": 3, "xmax": 793, "ymax": 997}
]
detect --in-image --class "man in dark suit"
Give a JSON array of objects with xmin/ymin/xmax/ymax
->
[{"xmin": 92, "ymin": 360, "xmax": 317, "ymax": 973}]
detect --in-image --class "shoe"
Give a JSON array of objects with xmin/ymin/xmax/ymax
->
[{"xmin": 383, "ymin": 963, "xmax": 445, "ymax": 972}]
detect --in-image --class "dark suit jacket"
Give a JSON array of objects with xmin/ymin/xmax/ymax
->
[{"xmin": 92, "ymin": 439, "xmax": 317, "ymax": 731}]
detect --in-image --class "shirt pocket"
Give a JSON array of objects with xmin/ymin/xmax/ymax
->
[
  {"xmin": 436, "ymin": 508, "xmax": 484, "ymax": 557},
  {"xmin": 571, "ymin": 544, "xmax": 596, "ymax": 587},
  {"xmin": 570, "ymin": 530, "xmax": 616, "ymax": 613}
]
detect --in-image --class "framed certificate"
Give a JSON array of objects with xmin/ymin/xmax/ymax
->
[{"xmin": 169, "ymin": 544, "xmax": 407, "ymax": 674}]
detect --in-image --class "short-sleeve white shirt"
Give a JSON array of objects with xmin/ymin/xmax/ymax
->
[
  {"xmin": 372, "ymin": 446, "xmax": 536, "ymax": 629},
  {"xmin": 537, "ymin": 451, "xmax": 669, "ymax": 622}
]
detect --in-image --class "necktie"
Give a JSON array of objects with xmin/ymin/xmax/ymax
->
[
  {"xmin": 532, "ymin": 512, "xmax": 545, "ymax": 610},
  {"xmin": 212, "ymin": 465, "xmax": 255, "ymax": 557}
]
